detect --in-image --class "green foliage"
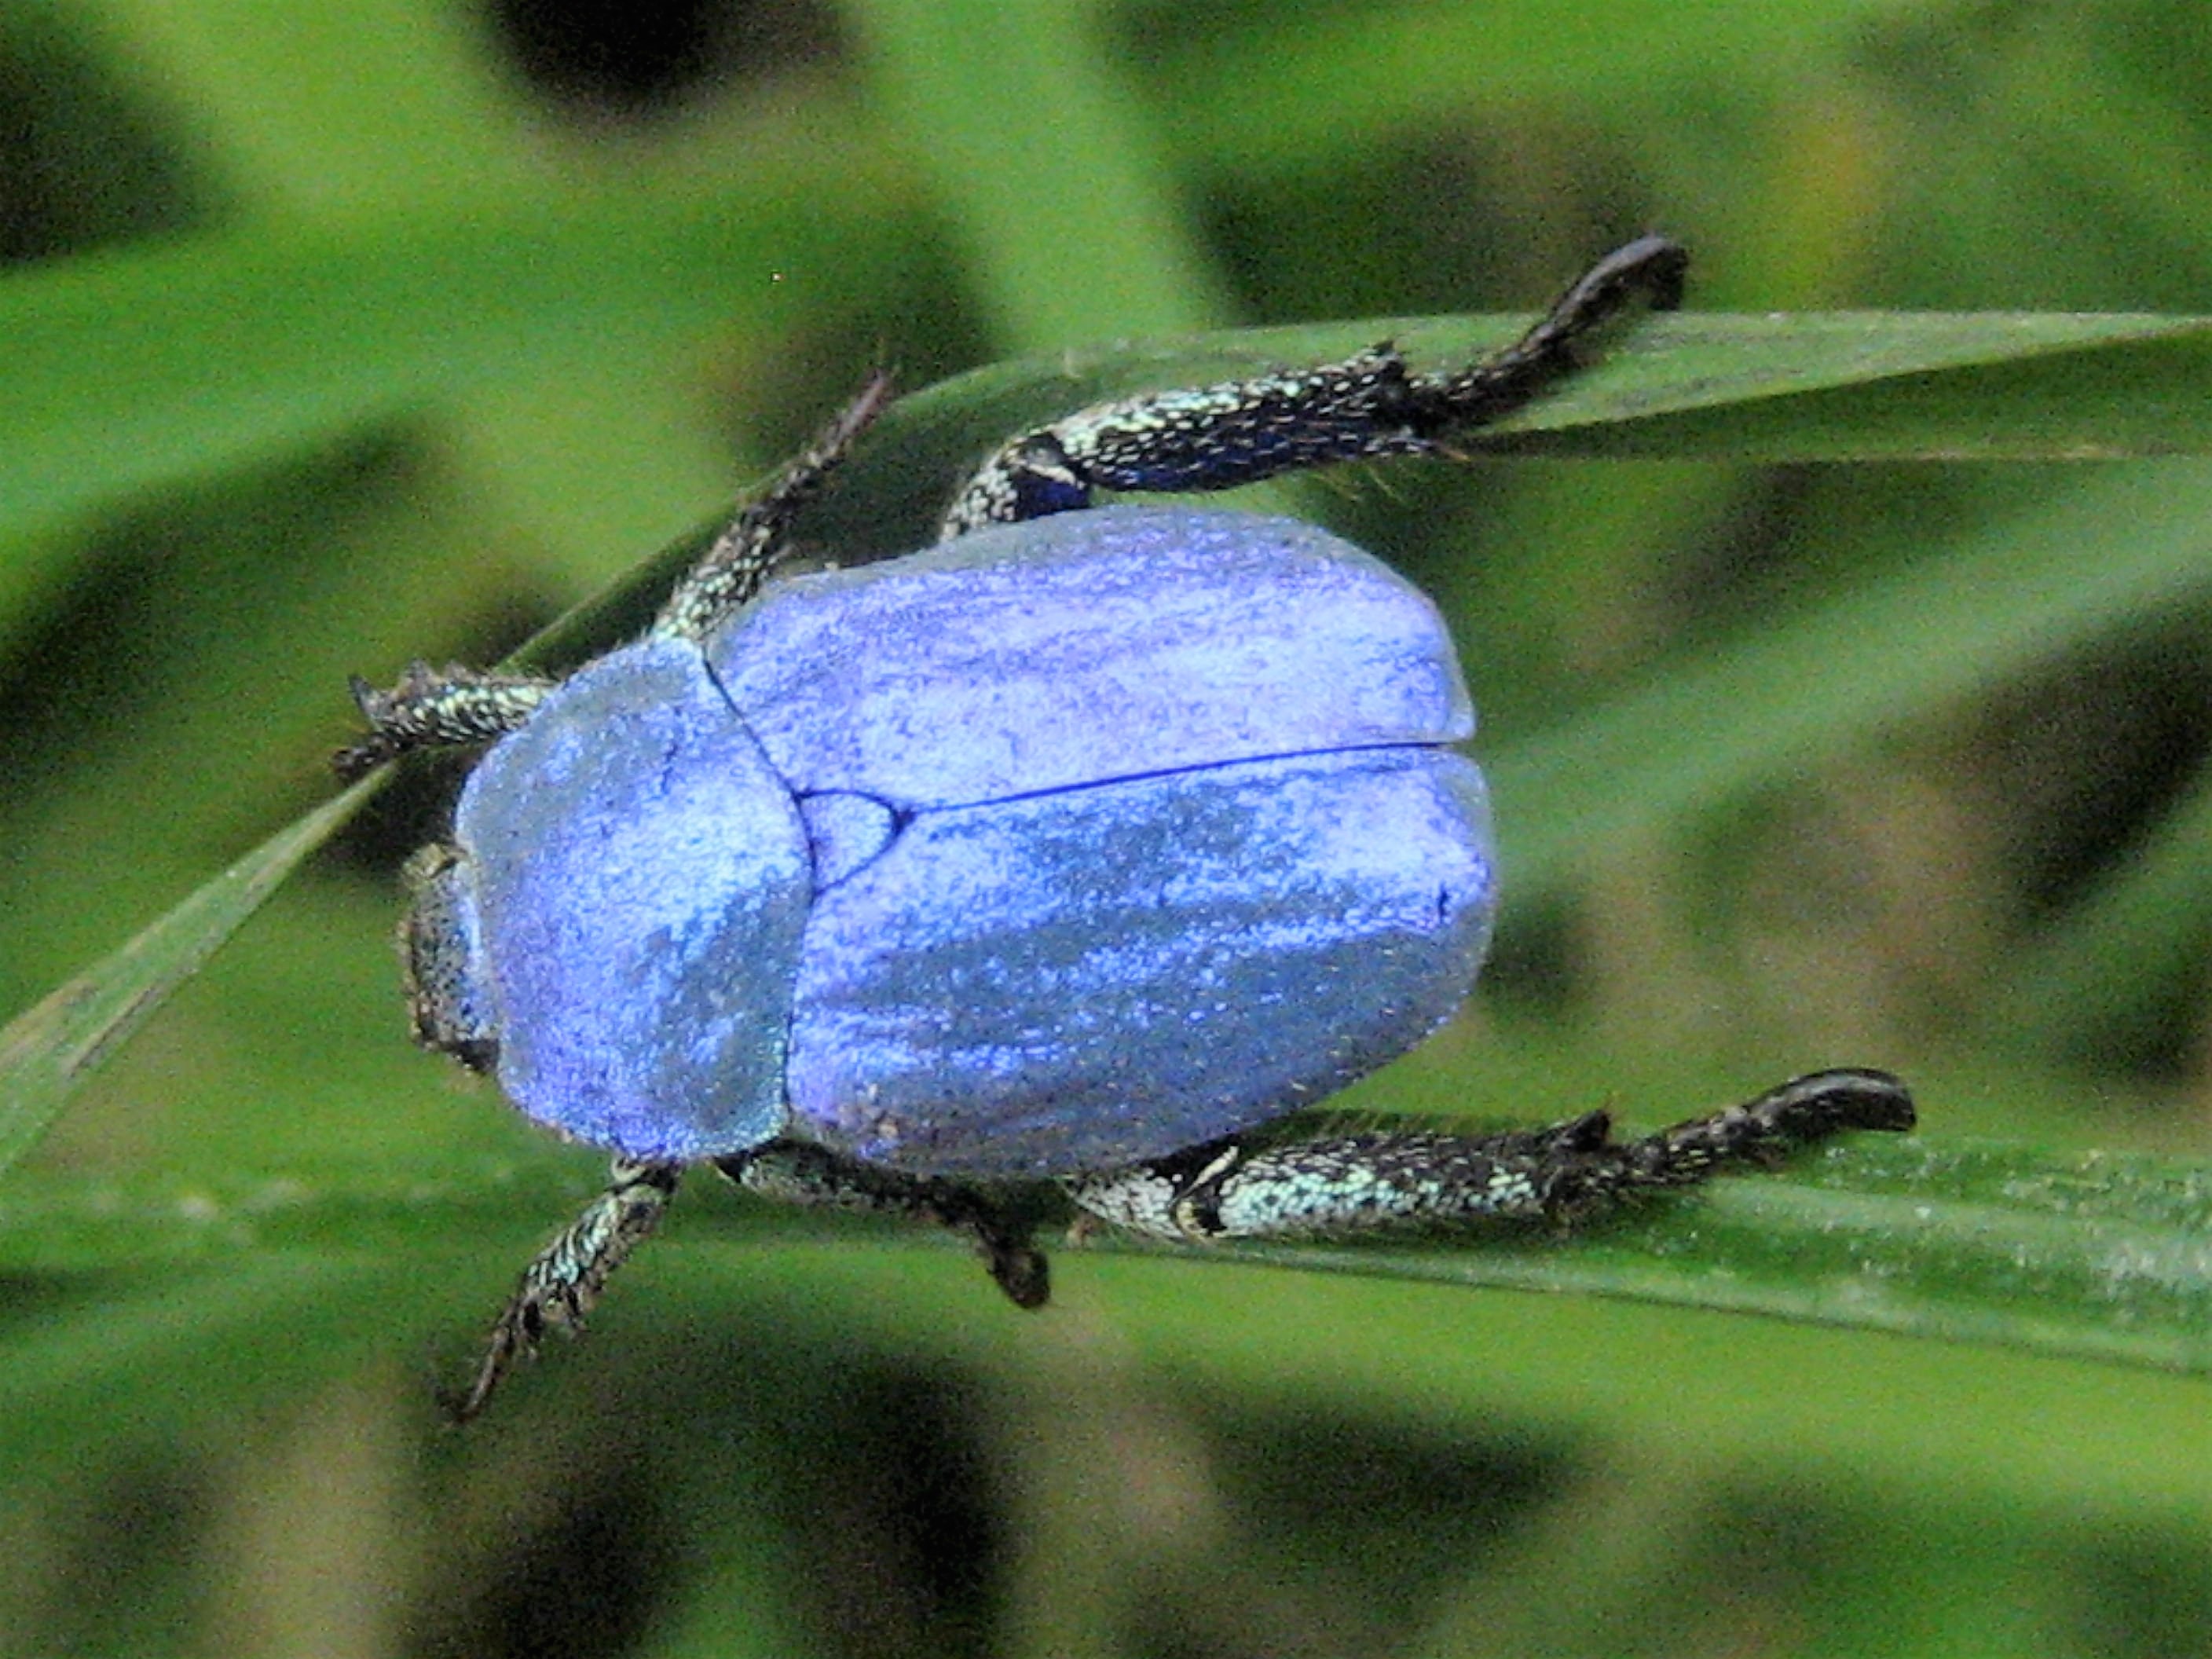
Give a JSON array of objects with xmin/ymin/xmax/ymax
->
[{"xmin": 2, "ymin": 2, "xmax": 2210, "ymax": 1656}]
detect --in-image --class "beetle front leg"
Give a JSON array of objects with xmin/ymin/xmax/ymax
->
[
  {"xmin": 717, "ymin": 1142, "xmax": 1052, "ymax": 1310},
  {"xmin": 333, "ymin": 661, "xmax": 554, "ymax": 781},
  {"xmin": 450, "ymin": 1157, "xmax": 683, "ymax": 1422},
  {"xmin": 654, "ymin": 372, "xmax": 895, "ymax": 643},
  {"xmin": 941, "ymin": 234, "xmax": 1686, "ymax": 535},
  {"xmin": 1066, "ymin": 1068, "xmax": 1913, "ymax": 1243}
]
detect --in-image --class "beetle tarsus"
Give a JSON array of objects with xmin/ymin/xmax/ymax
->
[
  {"xmin": 333, "ymin": 662, "xmax": 553, "ymax": 780},
  {"xmin": 1064, "ymin": 1068, "xmax": 1914, "ymax": 1242},
  {"xmin": 1540, "ymin": 1068, "xmax": 1914, "ymax": 1214},
  {"xmin": 655, "ymin": 371, "xmax": 896, "ymax": 642},
  {"xmin": 445, "ymin": 1158, "xmax": 681, "ymax": 1423},
  {"xmin": 939, "ymin": 234, "xmax": 1686, "ymax": 536},
  {"xmin": 1408, "ymin": 233, "xmax": 1686, "ymax": 438},
  {"xmin": 976, "ymin": 1226, "xmax": 1051, "ymax": 1309}
]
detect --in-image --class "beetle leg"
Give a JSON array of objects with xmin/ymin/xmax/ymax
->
[
  {"xmin": 339, "ymin": 377, "xmax": 893, "ymax": 781},
  {"xmin": 1064, "ymin": 1068, "xmax": 1912, "ymax": 1242},
  {"xmin": 398, "ymin": 842, "xmax": 500, "ymax": 1072},
  {"xmin": 716, "ymin": 1142, "xmax": 1052, "ymax": 1309},
  {"xmin": 654, "ymin": 372, "xmax": 896, "ymax": 643},
  {"xmin": 940, "ymin": 234, "xmax": 1686, "ymax": 536},
  {"xmin": 332, "ymin": 661, "xmax": 554, "ymax": 781},
  {"xmin": 449, "ymin": 1158, "xmax": 683, "ymax": 1423}
]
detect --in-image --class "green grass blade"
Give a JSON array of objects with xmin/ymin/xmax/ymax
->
[
  {"xmin": 0, "ymin": 1123, "xmax": 2203, "ymax": 1380},
  {"xmin": 0, "ymin": 781, "xmax": 375, "ymax": 1171},
  {"xmin": 1514, "ymin": 312, "xmax": 2212, "ymax": 459},
  {"xmin": 1170, "ymin": 1134, "xmax": 2212, "ymax": 1375},
  {"xmin": 8, "ymin": 304, "xmax": 2212, "ymax": 1295}
]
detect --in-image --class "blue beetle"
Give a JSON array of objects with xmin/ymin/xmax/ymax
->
[{"xmin": 340, "ymin": 237, "xmax": 1913, "ymax": 1417}]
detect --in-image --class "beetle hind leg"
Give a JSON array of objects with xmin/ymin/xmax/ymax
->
[
  {"xmin": 941, "ymin": 234, "xmax": 1686, "ymax": 536},
  {"xmin": 1065, "ymin": 1068, "xmax": 1913, "ymax": 1243}
]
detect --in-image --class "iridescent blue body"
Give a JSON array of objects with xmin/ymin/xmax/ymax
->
[
  {"xmin": 342, "ymin": 236, "xmax": 1912, "ymax": 1422},
  {"xmin": 448, "ymin": 505, "xmax": 1495, "ymax": 1172}
]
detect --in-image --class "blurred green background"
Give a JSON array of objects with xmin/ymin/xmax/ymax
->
[{"xmin": 3, "ymin": 1, "xmax": 2212, "ymax": 1654}]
